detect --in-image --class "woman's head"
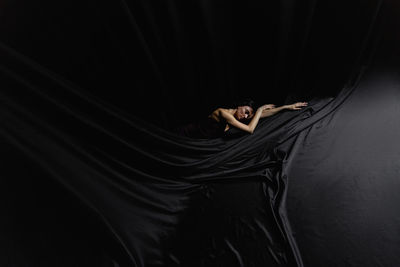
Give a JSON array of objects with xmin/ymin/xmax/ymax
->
[{"xmin": 234, "ymin": 99, "xmax": 257, "ymax": 121}]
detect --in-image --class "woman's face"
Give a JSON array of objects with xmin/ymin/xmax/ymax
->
[{"xmin": 235, "ymin": 106, "xmax": 254, "ymax": 121}]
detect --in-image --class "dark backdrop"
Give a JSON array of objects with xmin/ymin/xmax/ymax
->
[
  {"xmin": 0, "ymin": 0, "xmax": 385, "ymax": 127},
  {"xmin": 1, "ymin": 0, "xmax": 399, "ymax": 267}
]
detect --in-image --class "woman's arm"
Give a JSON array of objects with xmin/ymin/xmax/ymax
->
[
  {"xmin": 220, "ymin": 105, "xmax": 270, "ymax": 134},
  {"xmin": 261, "ymin": 102, "xmax": 308, "ymax": 118}
]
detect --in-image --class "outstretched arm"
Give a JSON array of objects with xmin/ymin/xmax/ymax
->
[
  {"xmin": 220, "ymin": 105, "xmax": 271, "ymax": 134},
  {"xmin": 261, "ymin": 102, "xmax": 308, "ymax": 118}
]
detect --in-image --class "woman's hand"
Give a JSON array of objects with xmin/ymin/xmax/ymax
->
[
  {"xmin": 258, "ymin": 104, "xmax": 276, "ymax": 111},
  {"xmin": 285, "ymin": 102, "xmax": 308, "ymax": 110}
]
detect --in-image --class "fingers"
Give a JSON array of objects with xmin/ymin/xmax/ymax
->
[
  {"xmin": 297, "ymin": 102, "xmax": 308, "ymax": 106},
  {"xmin": 289, "ymin": 101, "xmax": 308, "ymax": 110},
  {"xmin": 294, "ymin": 102, "xmax": 308, "ymax": 108}
]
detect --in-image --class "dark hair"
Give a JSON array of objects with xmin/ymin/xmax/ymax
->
[{"xmin": 234, "ymin": 98, "xmax": 258, "ymax": 113}]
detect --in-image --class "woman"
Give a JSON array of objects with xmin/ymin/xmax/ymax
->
[{"xmin": 175, "ymin": 99, "xmax": 308, "ymax": 139}]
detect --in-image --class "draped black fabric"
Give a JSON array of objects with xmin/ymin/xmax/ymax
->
[{"xmin": 2, "ymin": 0, "xmax": 400, "ymax": 266}]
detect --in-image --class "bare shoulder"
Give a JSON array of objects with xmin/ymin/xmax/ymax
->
[
  {"xmin": 209, "ymin": 108, "xmax": 229, "ymax": 122},
  {"xmin": 210, "ymin": 108, "xmax": 224, "ymax": 117},
  {"xmin": 218, "ymin": 109, "xmax": 235, "ymax": 122},
  {"xmin": 214, "ymin": 108, "xmax": 227, "ymax": 116}
]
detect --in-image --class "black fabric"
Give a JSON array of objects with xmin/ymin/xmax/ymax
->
[
  {"xmin": 174, "ymin": 117, "xmax": 227, "ymax": 139},
  {"xmin": 2, "ymin": 0, "xmax": 400, "ymax": 267}
]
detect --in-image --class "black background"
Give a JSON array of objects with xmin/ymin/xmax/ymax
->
[
  {"xmin": 1, "ymin": 0, "xmax": 400, "ymax": 266},
  {"xmin": 0, "ymin": 0, "xmax": 387, "ymax": 127}
]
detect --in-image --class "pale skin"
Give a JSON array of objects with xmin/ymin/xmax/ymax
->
[{"xmin": 208, "ymin": 102, "xmax": 308, "ymax": 134}]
